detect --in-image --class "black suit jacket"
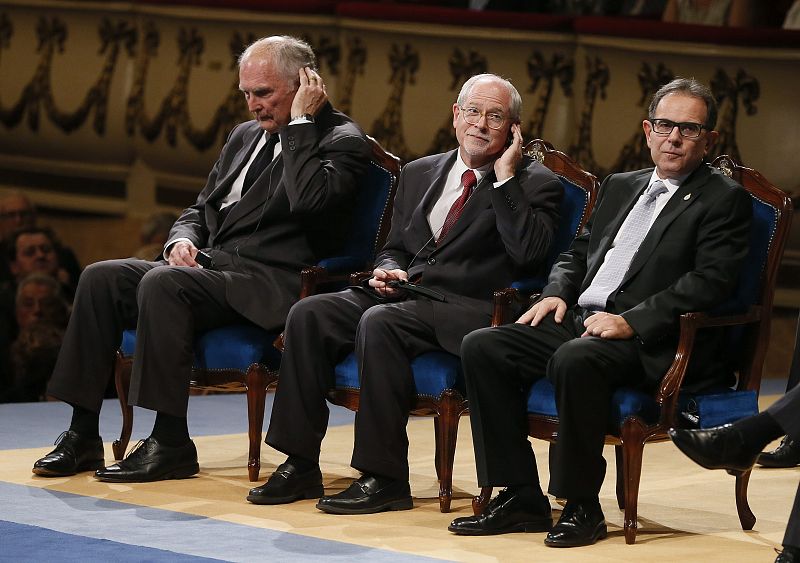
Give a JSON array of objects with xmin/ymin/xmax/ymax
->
[
  {"xmin": 542, "ymin": 163, "xmax": 752, "ymax": 389},
  {"xmin": 168, "ymin": 104, "xmax": 371, "ymax": 331},
  {"xmin": 375, "ymin": 149, "xmax": 563, "ymax": 354}
]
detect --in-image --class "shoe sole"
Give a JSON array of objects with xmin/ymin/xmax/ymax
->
[
  {"xmin": 32, "ymin": 459, "xmax": 106, "ymax": 478},
  {"xmin": 94, "ymin": 463, "xmax": 200, "ymax": 483},
  {"xmin": 544, "ymin": 526, "xmax": 608, "ymax": 547},
  {"xmin": 315, "ymin": 496, "xmax": 413, "ymax": 515},
  {"xmin": 247, "ymin": 484, "xmax": 324, "ymax": 505},
  {"xmin": 448, "ymin": 518, "xmax": 553, "ymax": 536}
]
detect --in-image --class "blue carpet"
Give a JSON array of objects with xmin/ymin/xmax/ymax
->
[
  {"xmin": 0, "ymin": 393, "xmax": 356, "ymax": 450},
  {"xmin": 0, "ymin": 483, "xmax": 441, "ymax": 562}
]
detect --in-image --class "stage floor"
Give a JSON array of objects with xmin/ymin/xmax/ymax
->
[{"xmin": 1, "ymin": 383, "xmax": 797, "ymax": 562}]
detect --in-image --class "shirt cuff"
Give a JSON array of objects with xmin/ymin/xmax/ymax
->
[
  {"xmin": 163, "ymin": 238, "xmax": 193, "ymax": 260},
  {"xmin": 493, "ymin": 177, "xmax": 512, "ymax": 189},
  {"xmin": 289, "ymin": 116, "xmax": 312, "ymax": 125}
]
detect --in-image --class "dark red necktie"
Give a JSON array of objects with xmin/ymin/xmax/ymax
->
[{"xmin": 437, "ymin": 169, "xmax": 477, "ymax": 244}]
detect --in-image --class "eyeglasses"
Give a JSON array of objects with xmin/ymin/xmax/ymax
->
[
  {"xmin": 459, "ymin": 106, "xmax": 506, "ymax": 130},
  {"xmin": 648, "ymin": 118, "xmax": 706, "ymax": 139},
  {"xmin": 19, "ymin": 243, "xmax": 54, "ymax": 258}
]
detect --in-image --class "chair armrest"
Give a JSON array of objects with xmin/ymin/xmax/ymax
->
[
  {"xmin": 349, "ymin": 271, "xmax": 373, "ymax": 285},
  {"xmin": 656, "ymin": 305, "xmax": 762, "ymax": 427},
  {"xmin": 492, "ymin": 288, "xmax": 537, "ymax": 326}
]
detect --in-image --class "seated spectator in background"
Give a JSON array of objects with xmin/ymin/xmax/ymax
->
[
  {"xmin": 620, "ymin": 0, "xmax": 667, "ymax": 17},
  {"xmin": 7, "ymin": 273, "xmax": 69, "ymax": 402},
  {"xmin": 3, "ymin": 227, "xmax": 75, "ymax": 302},
  {"xmin": 133, "ymin": 211, "xmax": 180, "ymax": 260},
  {"xmin": 0, "ymin": 192, "xmax": 81, "ymax": 290},
  {"xmin": 662, "ymin": 0, "xmax": 756, "ymax": 26}
]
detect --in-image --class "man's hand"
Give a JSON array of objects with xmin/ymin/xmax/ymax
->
[
  {"xmin": 167, "ymin": 241, "xmax": 199, "ymax": 267},
  {"xmin": 582, "ymin": 312, "xmax": 635, "ymax": 339},
  {"xmin": 368, "ymin": 268, "xmax": 408, "ymax": 298},
  {"xmin": 291, "ymin": 67, "xmax": 327, "ymax": 120},
  {"xmin": 493, "ymin": 123, "xmax": 523, "ymax": 182},
  {"xmin": 516, "ymin": 296, "xmax": 567, "ymax": 326}
]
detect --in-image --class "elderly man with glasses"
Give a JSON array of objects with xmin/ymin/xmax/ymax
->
[
  {"xmin": 249, "ymin": 73, "xmax": 563, "ymax": 514},
  {"xmin": 449, "ymin": 77, "xmax": 753, "ymax": 548}
]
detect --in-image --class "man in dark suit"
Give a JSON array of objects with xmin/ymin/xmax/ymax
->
[
  {"xmin": 670, "ymin": 383, "xmax": 800, "ymax": 562},
  {"xmin": 449, "ymin": 77, "xmax": 753, "ymax": 547},
  {"xmin": 31, "ymin": 35, "xmax": 370, "ymax": 482},
  {"xmin": 247, "ymin": 73, "xmax": 563, "ymax": 513}
]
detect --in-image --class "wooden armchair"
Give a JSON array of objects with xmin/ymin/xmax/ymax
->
[
  {"xmin": 112, "ymin": 136, "xmax": 400, "ymax": 482},
  {"xmin": 474, "ymin": 155, "xmax": 793, "ymax": 544},
  {"xmin": 328, "ymin": 139, "xmax": 599, "ymax": 512}
]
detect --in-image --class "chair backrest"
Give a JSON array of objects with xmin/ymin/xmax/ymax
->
[
  {"xmin": 327, "ymin": 135, "xmax": 400, "ymax": 270},
  {"xmin": 711, "ymin": 155, "xmax": 793, "ymax": 392},
  {"xmin": 513, "ymin": 139, "xmax": 599, "ymax": 292}
]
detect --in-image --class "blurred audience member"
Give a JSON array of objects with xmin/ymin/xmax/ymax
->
[
  {"xmin": 662, "ymin": 0, "xmax": 756, "ymax": 26},
  {"xmin": 5, "ymin": 273, "xmax": 69, "ymax": 402},
  {"xmin": 3, "ymin": 227, "xmax": 76, "ymax": 302},
  {"xmin": 620, "ymin": 0, "xmax": 667, "ymax": 17},
  {"xmin": 133, "ymin": 211, "xmax": 179, "ymax": 260},
  {"xmin": 0, "ymin": 192, "xmax": 81, "ymax": 289}
]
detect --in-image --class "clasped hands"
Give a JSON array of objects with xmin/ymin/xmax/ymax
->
[
  {"xmin": 369, "ymin": 268, "xmax": 408, "ymax": 298},
  {"xmin": 516, "ymin": 296, "xmax": 634, "ymax": 340}
]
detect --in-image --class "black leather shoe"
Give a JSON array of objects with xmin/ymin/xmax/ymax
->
[
  {"xmin": 247, "ymin": 462, "xmax": 324, "ymax": 505},
  {"xmin": 544, "ymin": 501, "xmax": 607, "ymax": 547},
  {"xmin": 776, "ymin": 545, "xmax": 800, "ymax": 562},
  {"xmin": 316, "ymin": 474, "xmax": 412, "ymax": 514},
  {"xmin": 758, "ymin": 437, "xmax": 800, "ymax": 468},
  {"xmin": 669, "ymin": 424, "xmax": 760, "ymax": 476},
  {"xmin": 32, "ymin": 431, "xmax": 105, "ymax": 477},
  {"xmin": 94, "ymin": 437, "xmax": 199, "ymax": 482},
  {"xmin": 448, "ymin": 488, "xmax": 552, "ymax": 535}
]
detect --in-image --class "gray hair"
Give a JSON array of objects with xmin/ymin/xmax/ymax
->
[
  {"xmin": 648, "ymin": 77, "xmax": 718, "ymax": 130},
  {"xmin": 15, "ymin": 272, "xmax": 62, "ymax": 304},
  {"xmin": 238, "ymin": 36, "xmax": 317, "ymax": 88},
  {"xmin": 456, "ymin": 73, "xmax": 522, "ymax": 123}
]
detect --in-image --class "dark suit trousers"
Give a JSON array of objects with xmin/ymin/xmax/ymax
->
[
  {"xmin": 265, "ymin": 288, "xmax": 441, "ymax": 481},
  {"xmin": 462, "ymin": 310, "xmax": 645, "ymax": 499},
  {"xmin": 787, "ymin": 311, "xmax": 800, "ymax": 393},
  {"xmin": 47, "ymin": 259, "xmax": 242, "ymax": 417},
  {"xmin": 766, "ymin": 383, "xmax": 800, "ymax": 547}
]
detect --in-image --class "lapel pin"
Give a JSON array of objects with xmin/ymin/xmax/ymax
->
[{"xmin": 683, "ymin": 194, "xmax": 691, "ymax": 201}]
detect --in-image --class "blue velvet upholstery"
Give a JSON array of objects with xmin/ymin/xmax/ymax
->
[
  {"xmin": 525, "ymin": 190, "xmax": 777, "ymax": 432},
  {"xmin": 120, "ymin": 325, "xmax": 281, "ymax": 372},
  {"xmin": 526, "ymin": 378, "xmax": 758, "ymax": 430},
  {"xmin": 334, "ymin": 350, "xmax": 462, "ymax": 400},
  {"xmin": 512, "ymin": 174, "xmax": 590, "ymax": 293}
]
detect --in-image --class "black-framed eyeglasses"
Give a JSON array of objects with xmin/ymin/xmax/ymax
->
[
  {"xmin": 459, "ymin": 106, "xmax": 506, "ymax": 130},
  {"xmin": 648, "ymin": 118, "xmax": 706, "ymax": 139}
]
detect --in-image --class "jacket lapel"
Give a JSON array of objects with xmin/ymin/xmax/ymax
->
[
  {"xmin": 433, "ymin": 168, "xmax": 495, "ymax": 250},
  {"xmin": 410, "ymin": 151, "xmax": 457, "ymax": 241}
]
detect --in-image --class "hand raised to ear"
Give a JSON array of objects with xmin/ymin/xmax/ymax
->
[{"xmin": 291, "ymin": 67, "xmax": 327, "ymax": 119}]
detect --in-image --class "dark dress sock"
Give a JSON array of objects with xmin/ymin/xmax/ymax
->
[
  {"xmin": 151, "ymin": 412, "xmax": 191, "ymax": 447},
  {"xmin": 286, "ymin": 455, "xmax": 318, "ymax": 473},
  {"xmin": 69, "ymin": 404, "xmax": 100, "ymax": 438},
  {"xmin": 733, "ymin": 411, "xmax": 784, "ymax": 451}
]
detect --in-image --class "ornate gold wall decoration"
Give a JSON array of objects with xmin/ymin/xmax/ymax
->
[
  {"xmin": 370, "ymin": 43, "xmax": 419, "ymax": 163},
  {"xmin": 126, "ymin": 24, "xmax": 250, "ymax": 150},
  {"xmin": 709, "ymin": 68, "xmax": 758, "ymax": 164},
  {"xmin": 425, "ymin": 48, "xmax": 488, "ymax": 156},
  {"xmin": 338, "ymin": 36, "xmax": 366, "ymax": 115},
  {"xmin": 523, "ymin": 51, "xmax": 573, "ymax": 141},
  {"xmin": 312, "ymin": 34, "xmax": 340, "ymax": 77},
  {"xmin": 567, "ymin": 56, "xmax": 609, "ymax": 177},
  {"xmin": 0, "ymin": 16, "xmax": 135, "ymax": 135},
  {"xmin": 611, "ymin": 62, "xmax": 674, "ymax": 173},
  {"xmin": 0, "ymin": 13, "xmax": 11, "ymax": 62}
]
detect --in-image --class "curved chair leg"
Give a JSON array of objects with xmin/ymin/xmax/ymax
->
[
  {"xmin": 112, "ymin": 352, "xmax": 133, "ymax": 460},
  {"xmin": 615, "ymin": 445, "xmax": 625, "ymax": 510},
  {"xmin": 245, "ymin": 366, "xmax": 274, "ymax": 482},
  {"xmin": 434, "ymin": 391, "xmax": 464, "ymax": 513},
  {"xmin": 735, "ymin": 469, "xmax": 756, "ymax": 530},
  {"xmin": 473, "ymin": 486, "xmax": 493, "ymax": 516},
  {"xmin": 620, "ymin": 417, "xmax": 647, "ymax": 545}
]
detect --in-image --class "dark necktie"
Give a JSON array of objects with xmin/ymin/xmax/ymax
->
[
  {"xmin": 437, "ymin": 169, "xmax": 478, "ymax": 244},
  {"xmin": 241, "ymin": 132, "xmax": 279, "ymax": 197}
]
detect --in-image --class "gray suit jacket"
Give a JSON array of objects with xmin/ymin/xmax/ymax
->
[
  {"xmin": 168, "ymin": 104, "xmax": 371, "ymax": 330},
  {"xmin": 375, "ymin": 149, "xmax": 563, "ymax": 354}
]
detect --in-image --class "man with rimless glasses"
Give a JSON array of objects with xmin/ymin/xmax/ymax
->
[
  {"xmin": 451, "ymin": 78, "xmax": 752, "ymax": 547},
  {"xmin": 251, "ymin": 73, "xmax": 563, "ymax": 514}
]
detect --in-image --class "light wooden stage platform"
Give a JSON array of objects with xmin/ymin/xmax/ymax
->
[{"xmin": 0, "ymin": 388, "xmax": 797, "ymax": 562}]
